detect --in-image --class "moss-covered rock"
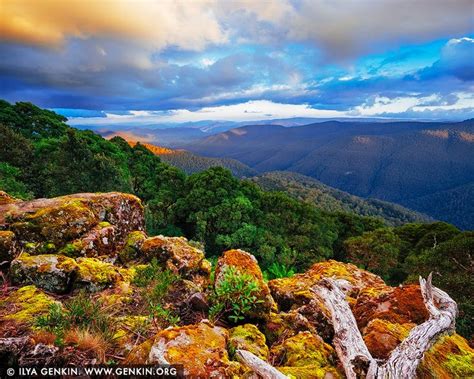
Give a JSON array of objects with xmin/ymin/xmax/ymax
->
[
  {"xmin": 75, "ymin": 257, "xmax": 129, "ymax": 292},
  {"xmin": 0, "ymin": 285, "xmax": 59, "ymax": 323},
  {"xmin": 118, "ymin": 230, "xmax": 147, "ymax": 264},
  {"xmin": 215, "ymin": 249, "xmax": 275, "ymax": 319},
  {"xmin": 363, "ymin": 319, "xmax": 413, "ymax": 359},
  {"xmin": 228, "ymin": 324, "xmax": 269, "ymax": 361},
  {"xmin": 269, "ymin": 260, "xmax": 387, "ymax": 311},
  {"xmin": 0, "ymin": 230, "xmax": 19, "ymax": 263},
  {"xmin": 0, "ymin": 192, "xmax": 144, "ymax": 253},
  {"xmin": 140, "ymin": 235, "xmax": 209, "ymax": 280},
  {"xmin": 10, "ymin": 253, "xmax": 78, "ymax": 293},
  {"xmin": 354, "ymin": 284, "xmax": 429, "ymax": 329},
  {"xmin": 148, "ymin": 321, "xmax": 231, "ymax": 377},
  {"xmin": 419, "ymin": 333, "xmax": 474, "ymax": 378},
  {"xmin": 61, "ymin": 222, "xmax": 116, "ymax": 258},
  {"xmin": 271, "ymin": 331, "xmax": 341, "ymax": 379}
]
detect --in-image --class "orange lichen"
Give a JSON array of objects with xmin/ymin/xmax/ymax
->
[
  {"xmin": 354, "ymin": 284, "xmax": 429, "ymax": 329},
  {"xmin": 149, "ymin": 322, "xmax": 231, "ymax": 377}
]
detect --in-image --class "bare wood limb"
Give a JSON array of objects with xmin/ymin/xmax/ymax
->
[
  {"xmin": 235, "ymin": 349, "xmax": 288, "ymax": 379},
  {"xmin": 312, "ymin": 274, "xmax": 458, "ymax": 379},
  {"xmin": 311, "ymin": 279, "xmax": 377, "ymax": 379}
]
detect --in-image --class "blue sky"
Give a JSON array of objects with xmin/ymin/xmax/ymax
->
[{"xmin": 1, "ymin": 0, "xmax": 473, "ymax": 125}]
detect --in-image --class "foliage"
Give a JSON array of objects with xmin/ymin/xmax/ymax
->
[
  {"xmin": 34, "ymin": 292, "xmax": 113, "ymax": 343},
  {"xmin": 263, "ymin": 262, "xmax": 295, "ymax": 280},
  {"xmin": 344, "ymin": 228, "xmax": 401, "ymax": 281},
  {"xmin": 210, "ymin": 266, "xmax": 263, "ymax": 323}
]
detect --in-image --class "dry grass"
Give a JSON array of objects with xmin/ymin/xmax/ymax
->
[
  {"xmin": 64, "ymin": 328, "xmax": 110, "ymax": 362},
  {"xmin": 31, "ymin": 330, "xmax": 57, "ymax": 345}
]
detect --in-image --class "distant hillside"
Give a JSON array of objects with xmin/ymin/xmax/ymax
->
[
  {"xmin": 252, "ymin": 171, "xmax": 432, "ymax": 226},
  {"xmin": 188, "ymin": 120, "xmax": 474, "ymax": 229},
  {"xmin": 128, "ymin": 141, "xmax": 256, "ymax": 178}
]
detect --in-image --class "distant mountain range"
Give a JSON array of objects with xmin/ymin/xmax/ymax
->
[
  {"xmin": 251, "ymin": 171, "xmax": 432, "ymax": 226},
  {"xmin": 185, "ymin": 119, "xmax": 474, "ymax": 229}
]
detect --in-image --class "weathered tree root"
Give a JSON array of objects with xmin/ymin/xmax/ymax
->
[
  {"xmin": 235, "ymin": 349, "xmax": 288, "ymax": 378},
  {"xmin": 311, "ymin": 273, "xmax": 458, "ymax": 379}
]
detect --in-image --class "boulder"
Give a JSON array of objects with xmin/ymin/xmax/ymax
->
[
  {"xmin": 0, "ymin": 192, "xmax": 144, "ymax": 254},
  {"xmin": 10, "ymin": 254, "xmax": 77, "ymax": 293},
  {"xmin": 0, "ymin": 230, "xmax": 19, "ymax": 264},
  {"xmin": 269, "ymin": 260, "xmax": 386, "ymax": 311},
  {"xmin": 215, "ymin": 249, "xmax": 275, "ymax": 319},
  {"xmin": 148, "ymin": 321, "xmax": 232, "ymax": 377},
  {"xmin": 228, "ymin": 324, "xmax": 269, "ymax": 361},
  {"xmin": 141, "ymin": 235, "xmax": 210, "ymax": 280}
]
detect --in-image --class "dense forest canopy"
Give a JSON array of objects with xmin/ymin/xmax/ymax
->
[{"xmin": 0, "ymin": 100, "xmax": 472, "ymax": 339}]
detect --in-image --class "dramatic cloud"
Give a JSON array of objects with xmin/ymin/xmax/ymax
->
[
  {"xmin": 0, "ymin": 0, "xmax": 226, "ymax": 50},
  {"xmin": 0, "ymin": 1, "xmax": 473, "ymax": 120}
]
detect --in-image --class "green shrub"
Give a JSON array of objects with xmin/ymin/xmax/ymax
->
[{"xmin": 210, "ymin": 266, "xmax": 263, "ymax": 323}]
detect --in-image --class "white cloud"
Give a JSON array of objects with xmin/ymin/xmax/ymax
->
[
  {"xmin": 68, "ymin": 100, "xmax": 346, "ymax": 126},
  {"xmin": 351, "ymin": 92, "xmax": 474, "ymax": 116}
]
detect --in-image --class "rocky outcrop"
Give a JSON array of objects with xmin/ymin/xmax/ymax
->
[
  {"xmin": 1, "ymin": 191, "xmax": 472, "ymax": 378},
  {"xmin": 0, "ymin": 192, "xmax": 144, "ymax": 257}
]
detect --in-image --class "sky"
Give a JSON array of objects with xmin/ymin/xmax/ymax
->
[{"xmin": 1, "ymin": 0, "xmax": 473, "ymax": 126}]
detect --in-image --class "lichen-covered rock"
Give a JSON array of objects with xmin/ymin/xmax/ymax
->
[
  {"xmin": 270, "ymin": 331, "xmax": 341, "ymax": 378},
  {"xmin": 269, "ymin": 260, "xmax": 386, "ymax": 311},
  {"xmin": 0, "ymin": 192, "xmax": 144, "ymax": 253},
  {"xmin": 0, "ymin": 230, "xmax": 19, "ymax": 263},
  {"xmin": 363, "ymin": 319, "xmax": 413, "ymax": 359},
  {"xmin": 149, "ymin": 321, "xmax": 231, "ymax": 377},
  {"xmin": 354, "ymin": 284, "xmax": 430, "ymax": 329},
  {"xmin": 124, "ymin": 338, "xmax": 154, "ymax": 364},
  {"xmin": 75, "ymin": 257, "xmax": 133, "ymax": 292},
  {"xmin": 10, "ymin": 253, "xmax": 77, "ymax": 293},
  {"xmin": 418, "ymin": 333, "xmax": 474, "ymax": 378},
  {"xmin": 215, "ymin": 249, "xmax": 275, "ymax": 319},
  {"xmin": 118, "ymin": 230, "xmax": 147, "ymax": 264},
  {"xmin": 228, "ymin": 324, "xmax": 269, "ymax": 361},
  {"xmin": 0, "ymin": 285, "xmax": 59, "ymax": 323},
  {"xmin": 141, "ymin": 235, "xmax": 210, "ymax": 280},
  {"xmin": 60, "ymin": 222, "xmax": 116, "ymax": 258}
]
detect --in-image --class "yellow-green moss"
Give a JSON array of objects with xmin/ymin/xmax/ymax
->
[
  {"xmin": 2, "ymin": 285, "xmax": 59, "ymax": 323},
  {"xmin": 228, "ymin": 324, "xmax": 269, "ymax": 360},
  {"xmin": 271, "ymin": 331, "xmax": 336, "ymax": 369},
  {"xmin": 418, "ymin": 333, "xmax": 474, "ymax": 378},
  {"xmin": 76, "ymin": 257, "xmax": 119, "ymax": 286},
  {"xmin": 278, "ymin": 365, "xmax": 342, "ymax": 379}
]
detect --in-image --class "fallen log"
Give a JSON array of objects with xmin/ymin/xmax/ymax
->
[{"xmin": 312, "ymin": 273, "xmax": 458, "ymax": 379}]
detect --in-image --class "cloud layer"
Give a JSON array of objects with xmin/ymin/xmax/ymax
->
[{"xmin": 0, "ymin": 0, "xmax": 473, "ymax": 120}]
